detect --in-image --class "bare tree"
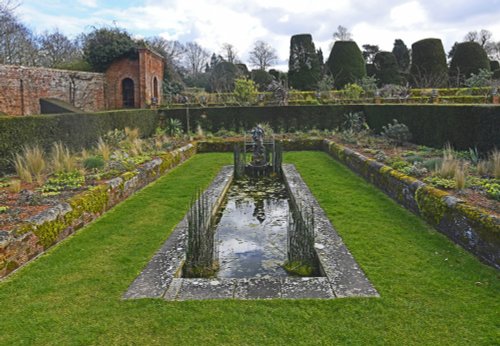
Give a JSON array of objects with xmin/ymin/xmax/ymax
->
[
  {"xmin": 37, "ymin": 29, "xmax": 81, "ymax": 68},
  {"xmin": 0, "ymin": 10, "xmax": 38, "ymax": 66},
  {"xmin": 145, "ymin": 36, "xmax": 185, "ymax": 67},
  {"xmin": 248, "ymin": 40, "xmax": 277, "ymax": 70},
  {"xmin": 463, "ymin": 29, "xmax": 498, "ymax": 59},
  {"xmin": 333, "ymin": 25, "xmax": 352, "ymax": 41},
  {"xmin": 183, "ymin": 42, "xmax": 210, "ymax": 75},
  {"xmin": 220, "ymin": 43, "xmax": 239, "ymax": 64}
]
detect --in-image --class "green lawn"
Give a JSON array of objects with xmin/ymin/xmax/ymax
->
[{"xmin": 0, "ymin": 152, "xmax": 498, "ymax": 345}]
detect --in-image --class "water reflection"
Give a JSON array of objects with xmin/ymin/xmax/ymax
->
[{"xmin": 216, "ymin": 177, "xmax": 290, "ymax": 278}]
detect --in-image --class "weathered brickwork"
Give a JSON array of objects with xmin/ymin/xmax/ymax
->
[
  {"xmin": 0, "ymin": 48, "xmax": 164, "ymax": 115},
  {"xmin": 0, "ymin": 65, "xmax": 105, "ymax": 115}
]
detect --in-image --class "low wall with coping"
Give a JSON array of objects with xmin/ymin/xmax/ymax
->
[
  {"xmin": 0, "ymin": 144, "xmax": 196, "ymax": 278},
  {"xmin": 323, "ymin": 139, "xmax": 500, "ymax": 269}
]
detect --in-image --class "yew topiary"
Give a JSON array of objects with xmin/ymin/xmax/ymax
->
[
  {"xmin": 326, "ymin": 41, "xmax": 366, "ymax": 89},
  {"xmin": 373, "ymin": 51, "xmax": 402, "ymax": 86},
  {"xmin": 450, "ymin": 42, "xmax": 490, "ymax": 81},
  {"xmin": 288, "ymin": 34, "xmax": 322, "ymax": 90},
  {"xmin": 410, "ymin": 38, "xmax": 448, "ymax": 87}
]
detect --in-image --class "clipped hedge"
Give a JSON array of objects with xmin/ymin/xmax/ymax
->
[
  {"xmin": 160, "ymin": 105, "xmax": 363, "ymax": 134},
  {"xmin": 363, "ymin": 104, "xmax": 500, "ymax": 151},
  {"xmin": 162, "ymin": 104, "xmax": 500, "ymax": 151},
  {"xmin": 0, "ymin": 109, "xmax": 158, "ymax": 173}
]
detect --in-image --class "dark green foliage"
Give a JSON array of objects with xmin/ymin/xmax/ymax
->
[
  {"xmin": 373, "ymin": 51, "xmax": 402, "ymax": 86},
  {"xmin": 410, "ymin": 38, "xmax": 448, "ymax": 87},
  {"xmin": 165, "ymin": 118, "xmax": 183, "ymax": 136},
  {"xmin": 366, "ymin": 63, "xmax": 376, "ymax": 77},
  {"xmin": 208, "ymin": 61, "xmax": 238, "ymax": 92},
  {"xmin": 381, "ymin": 119, "xmax": 412, "ymax": 145},
  {"xmin": 83, "ymin": 156, "xmax": 105, "ymax": 170},
  {"xmin": 250, "ymin": 69, "xmax": 274, "ymax": 91},
  {"xmin": 235, "ymin": 63, "xmax": 250, "ymax": 77},
  {"xmin": 362, "ymin": 44, "xmax": 379, "ymax": 63},
  {"xmin": 392, "ymin": 39, "xmax": 410, "ymax": 72},
  {"xmin": 288, "ymin": 34, "xmax": 322, "ymax": 90},
  {"xmin": 450, "ymin": 42, "xmax": 490, "ymax": 82},
  {"xmin": 82, "ymin": 27, "xmax": 137, "ymax": 72},
  {"xmin": 326, "ymin": 41, "xmax": 367, "ymax": 89},
  {"xmin": 364, "ymin": 104, "xmax": 500, "ymax": 151},
  {"xmin": 0, "ymin": 110, "xmax": 158, "ymax": 173},
  {"xmin": 490, "ymin": 60, "xmax": 500, "ymax": 71},
  {"xmin": 163, "ymin": 104, "xmax": 500, "ymax": 152},
  {"xmin": 493, "ymin": 69, "xmax": 500, "ymax": 80}
]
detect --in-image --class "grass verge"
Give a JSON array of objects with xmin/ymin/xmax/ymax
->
[{"xmin": 0, "ymin": 152, "xmax": 498, "ymax": 345}]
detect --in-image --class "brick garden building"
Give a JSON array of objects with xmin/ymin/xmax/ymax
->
[{"xmin": 0, "ymin": 48, "xmax": 164, "ymax": 116}]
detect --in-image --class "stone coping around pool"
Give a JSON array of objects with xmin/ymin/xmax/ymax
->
[
  {"xmin": 124, "ymin": 164, "xmax": 379, "ymax": 300},
  {"xmin": 0, "ymin": 144, "xmax": 197, "ymax": 279},
  {"xmin": 323, "ymin": 139, "xmax": 500, "ymax": 270}
]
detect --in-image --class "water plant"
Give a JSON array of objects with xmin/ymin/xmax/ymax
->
[{"xmin": 184, "ymin": 189, "xmax": 218, "ymax": 278}]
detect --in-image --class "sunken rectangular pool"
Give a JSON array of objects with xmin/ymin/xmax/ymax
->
[{"xmin": 124, "ymin": 164, "xmax": 379, "ymax": 301}]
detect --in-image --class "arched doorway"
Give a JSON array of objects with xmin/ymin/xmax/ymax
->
[{"xmin": 122, "ymin": 78, "xmax": 135, "ymax": 108}]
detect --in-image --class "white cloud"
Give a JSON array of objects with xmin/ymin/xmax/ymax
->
[
  {"xmin": 390, "ymin": 1, "xmax": 428, "ymax": 28},
  {"xmin": 78, "ymin": 0, "xmax": 98, "ymax": 8}
]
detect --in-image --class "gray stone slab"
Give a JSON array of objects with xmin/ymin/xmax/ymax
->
[
  {"xmin": 234, "ymin": 278, "xmax": 282, "ymax": 299},
  {"xmin": 176, "ymin": 279, "xmax": 235, "ymax": 301},
  {"xmin": 281, "ymin": 277, "xmax": 335, "ymax": 299}
]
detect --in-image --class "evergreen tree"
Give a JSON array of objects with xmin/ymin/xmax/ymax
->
[
  {"xmin": 326, "ymin": 41, "xmax": 366, "ymax": 89},
  {"xmin": 392, "ymin": 39, "xmax": 410, "ymax": 72},
  {"xmin": 373, "ymin": 51, "xmax": 401, "ymax": 86},
  {"xmin": 410, "ymin": 38, "xmax": 448, "ymax": 87},
  {"xmin": 82, "ymin": 27, "xmax": 136, "ymax": 72},
  {"xmin": 449, "ymin": 41, "xmax": 490, "ymax": 83},
  {"xmin": 288, "ymin": 34, "xmax": 322, "ymax": 90}
]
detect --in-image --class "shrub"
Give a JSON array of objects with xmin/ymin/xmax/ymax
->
[
  {"xmin": 410, "ymin": 38, "xmax": 448, "ymax": 87},
  {"xmin": 358, "ymin": 76, "xmax": 377, "ymax": 97},
  {"xmin": 381, "ymin": 119, "xmax": 412, "ymax": 145},
  {"xmin": 342, "ymin": 83, "xmax": 364, "ymax": 99},
  {"xmin": 165, "ymin": 118, "xmax": 183, "ymax": 137},
  {"xmin": 288, "ymin": 34, "xmax": 322, "ymax": 90},
  {"xmin": 341, "ymin": 112, "xmax": 368, "ymax": 133},
  {"xmin": 83, "ymin": 156, "xmax": 105, "ymax": 170},
  {"xmin": 450, "ymin": 42, "xmax": 490, "ymax": 82},
  {"xmin": 465, "ymin": 68, "xmax": 493, "ymax": 88},
  {"xmin": 373, "ymin": 51, "xmax": 402, "ymax": 86},
  {"xmin": 233, "ymin": 78, "xmax": 258, "ymax": 104},
  {"xmin": 326, "ymin": 41, "xmax": 367, "ymax": 89},
  {"xmin": 250, "ymin": 70, "xmax": 273, "ymax": 92}
]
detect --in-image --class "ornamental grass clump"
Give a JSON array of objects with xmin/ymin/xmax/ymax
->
[
  {"xmin": 14, "ymin": 145, "xmax": 47, "ymax": 185},
  {"xmin": 96, "ymin": 137, "xmax": 111, "ymax": 161},
  {"xmin": 51, "ymin": 142, "xmax": 76, "ymax": 173},
  {"xmin": 490, "ymin": 149, "xmax": 500, "ymax": 179},
  {"xmin": 434, "ymin": 145, "xmax": 459, "ymax": 179}
]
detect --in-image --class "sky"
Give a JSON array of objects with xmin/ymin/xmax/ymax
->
[{"xmin": 16, "ymin": 0, "xmax": 500, "ymax": 71}]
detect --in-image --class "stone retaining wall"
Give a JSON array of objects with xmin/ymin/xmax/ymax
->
[
  {"xmin": 323, "ymin": 139, "xmax": 500, "ymax": 269},
  {"xmin": 0, "ymin": 144, "xmax": 196, "ymax": 278}
]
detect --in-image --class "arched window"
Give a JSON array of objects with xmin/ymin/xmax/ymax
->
[
  {"xmin": 152, "ymin": 77, "xmax": 159, "ymax": 104},
  {"xmin": 122, "ymin": 78, "xmax": 135, "ymax": 108}
]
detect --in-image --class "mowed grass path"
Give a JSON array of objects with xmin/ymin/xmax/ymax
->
[{"xmin": 0, "ymin": 152, "xmax": 498, "ymax": 345}]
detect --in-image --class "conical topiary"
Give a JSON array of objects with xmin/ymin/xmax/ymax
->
[{"xmin": 326, "ymin": 41, "xmax": 366, "ymax": 89}]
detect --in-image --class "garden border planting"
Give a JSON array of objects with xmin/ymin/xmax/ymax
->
[
  {"xmin": 323, "ymin": 139, "xmax": 500, "ymax": 269},
  {"xmin": 0, "ymin": 144, "xmax": 196, "ymax": 278}
]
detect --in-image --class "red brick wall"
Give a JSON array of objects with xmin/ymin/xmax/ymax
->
[
  {"xmin": 104, "ymin": 57, "xmax": 140, "ymax": 109},
  {"xmin": 138, "ymin": 49, "xmax": 164, "ymax": 107},
  {"xmin": 0, "ymin": 65, "xmax": 105, "ymax": 115}
]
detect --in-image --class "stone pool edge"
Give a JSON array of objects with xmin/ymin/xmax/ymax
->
[{"xmin": 124, "ymin": 164, "xmax": 379, "ymax": 300}]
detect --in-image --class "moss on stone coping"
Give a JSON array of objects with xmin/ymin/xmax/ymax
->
[
  {"xmin": 9, "ymin": 144, "xmax": 197, "ymax": 262},
  {"xmin": 323, "ymin": 139, "xmax": 499, "ymax": 234}
]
